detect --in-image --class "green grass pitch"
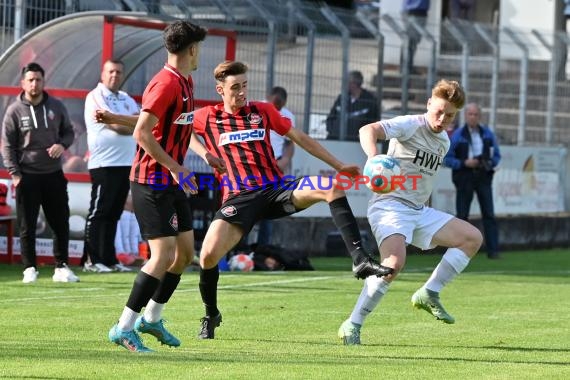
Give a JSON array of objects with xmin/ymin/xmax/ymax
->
[{"xmin": 0, "ymin": 249, "xmax": 568, "ymax": 379}]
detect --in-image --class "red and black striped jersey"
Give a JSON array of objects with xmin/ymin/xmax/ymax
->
[
  {"xmin": 192, "ymin": 101, "xmax": 292, "ymax": 201},
  {"xmin": 130, "ymin": 63, "xmax": 194, "ymax": 186}
]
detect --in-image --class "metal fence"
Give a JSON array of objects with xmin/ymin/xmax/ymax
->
[{"xmin": 2, "ymin": 0, "xmax": 570, "ymax": 146}]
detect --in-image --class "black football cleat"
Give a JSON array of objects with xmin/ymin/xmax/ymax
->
[
  {"xmin": 198, "ymin": 313, "xmax": 222, "ymax": 339},
  {"xmin": 352, "ymin": 258, "xmax": 394, "ymax": 279}
]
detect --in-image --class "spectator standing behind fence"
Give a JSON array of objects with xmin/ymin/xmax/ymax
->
[
  {"xmin": 1, "ymin": 62, "xmax": 79, "ymax": 284},
  {"xmin": 557, "ymin": 0, "xmax": 570, "ymax": 80},
  {"xmin": 326, "ymin": 70, "xmax": 379, "ymax": 141},
  {"xmin": 82, "ymin": 59, "xmax": 139, "ymax": 273},
  {"xmin": 450, "ymin": 0, "xmax": 475, "ymax": 21},
  {"xmin": 255, "ymin": 86, "xmax": 295, "ymax": 246},
  {"xmin": 401, "ymin": 0, "xmax": 430, "ymax": 74},
  {"xmin": 443, "ymin": 103, "xmax": 501, "ymax": 259}
]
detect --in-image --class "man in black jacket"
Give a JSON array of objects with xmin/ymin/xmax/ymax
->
[
  {"xmin": 444, "ymin": 103, "xmax": 501, "ymax": 259},
  {"xmin": 1, "ymin": 62, "xmax": 79, "ymax": 282},
  {"xmin": 326, "ymin": 71, "xmax": 379, "ymax": 141}
]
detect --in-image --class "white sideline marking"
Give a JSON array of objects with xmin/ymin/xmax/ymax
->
[{"xmin": 1, "ymin": 275, "xmax": 335, "ymax": 303}]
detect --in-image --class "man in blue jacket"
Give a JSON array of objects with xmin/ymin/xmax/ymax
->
[{"xmin": 444, "ymin": 103, "xmax": 501, "ymax": 259}]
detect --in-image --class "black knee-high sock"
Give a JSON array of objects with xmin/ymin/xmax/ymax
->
[
  {"xmin": 329, "ymin": 197, "xmax": 367, "ymax": 264},
  {"xmin": 199, "ymin": 266, "xmax": 220, "ymax": 317},
  {"xmin": 126, "ymin": 271, "xmax": 161, "ymax": 313},
  {"xmin": 151, "ymin": 272, "xmax": 181, "ymax": 304}
]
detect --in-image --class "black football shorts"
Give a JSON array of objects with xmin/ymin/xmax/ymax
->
[
  {"xmin": 213, "ymin": 178, "xmax": 305, "ymax": 234},
  {"xmin": 130, "ymin": 181, "xmax": 193, "ymax": 239}
]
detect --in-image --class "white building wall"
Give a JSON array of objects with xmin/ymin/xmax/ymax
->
[{"xmin": 499, "ymin": 0, "xmax": 557, "ymax": 60}]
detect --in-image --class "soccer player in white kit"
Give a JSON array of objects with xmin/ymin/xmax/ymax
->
[{"xmin": 338, "ymin": 79, "xmax": 483, "ymax": 345}]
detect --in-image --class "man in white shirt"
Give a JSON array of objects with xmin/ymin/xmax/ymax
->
[{"xmin": 82, "ymin": 59, "xmax": 139, "ymax": 273}]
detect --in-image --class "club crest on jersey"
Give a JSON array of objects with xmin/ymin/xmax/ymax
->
[
  {"xmin": 221, "ymin": 205, "xmax": 237, "ymax": 217},
  {"xmin": 247, "ymin": 113, "xmax": 262, "ymax": 124},
  {"xmin": 174, "ymin": 112, "xmax": 194, "ymax": 125},
  {"xmin": 218, "ymin": 128, "xmax": 266, "ymax": 146}
]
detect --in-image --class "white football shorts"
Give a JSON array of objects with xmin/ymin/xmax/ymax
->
[{"xmin": 367, "ymin": 199, "xmax": 454, "ymax": 250}]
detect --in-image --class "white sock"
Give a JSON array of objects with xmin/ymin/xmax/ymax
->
[
  {"xmin": 349, "ymin": 276, "xmax": 391, "ymax": 326},
  {"xmin": 424, "ymin": 248, "xmax": 470, "ymax": 293},
  {"xmin": 144, "ymin": 299, "xmax": 165, "ymax": 323},
  {"xmin": 117, "ymin": 306, "xmax": 139, "ymax": 331}
]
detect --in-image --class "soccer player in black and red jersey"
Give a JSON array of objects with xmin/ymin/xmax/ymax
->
[
  {"xmin": 190, "ymin": 61, "xmax": 393, "ymax": 339},
  {"xmin": 106, "ymin": 20, "xmax": 223, "ymax": 353}
]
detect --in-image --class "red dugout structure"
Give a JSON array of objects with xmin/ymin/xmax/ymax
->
[{"xmin": 0, "ymin": 11, "xmax": 236, "ymax": 264}]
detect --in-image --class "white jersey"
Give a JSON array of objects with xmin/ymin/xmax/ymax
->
[
  {"xmin": 84, "ymin": 82, "xmax": 139, "ymax": 169},
  {"xmin": 376, "ymin": 114, "xmax": 449, "ymax": 209},
  {"xmin": 269, "ymin": 106, "xmax": 295, "ymax": 158}
]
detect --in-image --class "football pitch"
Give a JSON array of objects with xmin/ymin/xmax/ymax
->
[{"xmin": 0, "ymin": 249, "xmax": 568, "ymax": 379}]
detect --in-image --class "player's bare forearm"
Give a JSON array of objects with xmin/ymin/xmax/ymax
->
[
  {"xmin": 95, "ymin": 110, "xmax": 139, "ymax": 128},
  {"xmin": 106, "ymin": 124, "xmax": 134, "ymax": 135},
  {"xmin": 359, "ymin": 122, "xmax": 383, "ymax": 158},
  {"xmin": 189, "ymin": 132, "xmax": 227, "ymax": 173},
  {"xmin": 288, "ymin": 129, "xmax": 343, "ymax": 171},
  {"xmin": 133, "ymin": 112, "xmax": 181, "ymax": 173},
  {"xmin": 189, "ymin": 132, "xmax": 209, "ymax": 161}
]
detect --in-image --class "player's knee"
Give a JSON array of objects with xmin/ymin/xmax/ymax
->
[
  {"xmin": 199, "ymin": 250, "xmax": 219, "ymax": 269},
  {"xmin": 328, "ymin": 178, "xmax": 347, "ymax": 200},
  {"xmin": 389, "ymin": 262, "xmax": 405, "ymax": 275},
  {"xmin": 381, "ymin": 256, "xmax": 405, "ymax": 276},
  {"xmin": 464, "ymin": 226, "xmax": 483, "ymax": 255},
  {"xmin": 173, "ymin": 251, "xmax": 193, "ymax": 269},
  {"xmin": 150, "ymin": 252, "xmax": 175, "ymax": 272}
]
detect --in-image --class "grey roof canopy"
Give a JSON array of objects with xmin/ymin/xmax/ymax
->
[
  {"xmin": 0, "ymin": 11, "xmax": 229, "ymax": 98},
  {"xmin": 0, "ymin": 11, "xmax": 232, "ymax": 162}
]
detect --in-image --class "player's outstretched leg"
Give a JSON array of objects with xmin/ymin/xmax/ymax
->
[
  {"xmin": 328, "ymin": 197, "xmax": 394, "ymax": 279},
  {"xmin": 411, "ymin": 287, "xmax": 455, "ymax": 324},
  {"xmin": 135, "ymin": 316, "xmax": 181, "ymax": 347},
  {"xmin": 351, "ymin": 252, "xmax": 393, "ymax": 279}
]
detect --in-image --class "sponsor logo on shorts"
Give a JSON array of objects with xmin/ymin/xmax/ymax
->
[
  {"xmin": 170, "ymin": 213, "xmax": 178, "ymax": 231},
  {"xmin": 221, "ymin": 205, "xmax": 237, "ymax": 217}
]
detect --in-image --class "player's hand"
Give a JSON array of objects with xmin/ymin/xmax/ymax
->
[
  {"xmin": 171, "ymin": 166, "xmax": 198, "ymax": 195},
  {"xmin": 205, "ymin": 153, "xmax": 227, "ymax": 174},
  {"xmin": 94, "ymin": 109, "xmax": 114, "ymax": 124},
  {"xmin": 46, "ymin": 144, "xmax": 65, "ymax": 159},
  {"xmin": 337, "ymin": 164, "xmax": 361, "ymax": 179},
  {"xmin": 11, "ymin": 175, "xmax": 21, "ymax": 188}
]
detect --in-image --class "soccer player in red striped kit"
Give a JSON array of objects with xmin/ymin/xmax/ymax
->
[
  {"xmin": 190, "ymin": 61, "xmax": 393, "ymax": 339},
  {"xmin": 106, "ymin": 20, "xmax": 224, "ymax": 353}
]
